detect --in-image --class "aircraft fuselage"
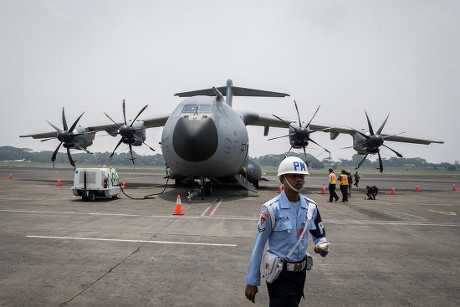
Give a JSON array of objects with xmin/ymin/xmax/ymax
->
[{"xmin": 161, "ymin": 96, "xmax": 249, "ymax": 179}]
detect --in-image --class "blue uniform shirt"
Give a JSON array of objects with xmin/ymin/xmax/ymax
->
[{"xmin": 246, "ymin": 191, "xmax": 327, "ymax": 286}]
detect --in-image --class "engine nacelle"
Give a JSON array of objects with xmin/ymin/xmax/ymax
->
[{"xmin": 288, "ymin": 122, "xmax": 310, "ymax": 149}]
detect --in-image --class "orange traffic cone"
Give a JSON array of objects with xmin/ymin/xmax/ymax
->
[
  {"xmin": 453, "ymin": 183, "xmax": 456, "ymax": 191},
  {"xmin": 173, "ymin": 195, "xmax": 184, "ymax": 215},
  {"xmin": 322, "ymin": 184, "xmax": 327, "ymax": 194},
  {"xmin": 416, "ymin": 183, "xmax": 420, "ymax": 192},
  {"xmin": 391, "ymin": 185, "xmax": 396, "ymax": 195},
  {"xmin": 278, "ymin": 184, "xmax": 283, "ymax": 194},
  {"xmin": 8, "ymin": 173, "xmax": 12, "ymax": 179},
  {"xmin": 123, "ymin": 179, "xmax": 126, "ymax": 189},
  {"xmin": 57, "ymin": 176, "xmax": 62, "ymax": 186}
]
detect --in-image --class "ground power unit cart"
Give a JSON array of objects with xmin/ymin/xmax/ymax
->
[{"xmin": 72, "ymin": 167, "xmax": 121, "ymax": 201}]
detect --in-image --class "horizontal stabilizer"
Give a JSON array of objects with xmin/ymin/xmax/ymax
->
[{"xmin": 175, "ymin": 86, "xmax": 289, "ymax": 98}]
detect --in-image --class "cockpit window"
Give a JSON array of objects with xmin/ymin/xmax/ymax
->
[
  {"xmin": 182, "ymin": 104, "xmax": 213, "ymax": 114},
  {"xmin": 182, "ymin": 104, "xmax": 197, "ymax": 113},
  {"xmin": 198, "ymin": 104, "xmax": 212, "ymax": 113}
]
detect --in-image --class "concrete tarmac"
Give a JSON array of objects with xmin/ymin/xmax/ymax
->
[{"xmin": 0, "ymin": 167, "xmax": 459, "ymax": 306}]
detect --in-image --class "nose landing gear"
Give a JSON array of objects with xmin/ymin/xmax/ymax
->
[{"xmin": 187, "ymin": 177, "xmax": 213, "ymax": 202}]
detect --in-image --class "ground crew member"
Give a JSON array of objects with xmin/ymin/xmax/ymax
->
[
  {"xmin": 347, "ymin": 171, "xmax": 353, "ymax": 197},
  {"xmin": 354, "ymin": 171, "xmax": 360, "ymax": 187},
  {"xmin": 327, "ymin": 169, "xmax": 339, "ymax": 202},
  {"xmin": 366, "ymin": 185, "xmax": 378, "ymax": 200},
  {"xmin": 245, "ymin": 156, "xmax": 330, "ymax": 306},
  {"xmin": 339, "ymin": 170, "xmax": 349, "ymax": 202}
]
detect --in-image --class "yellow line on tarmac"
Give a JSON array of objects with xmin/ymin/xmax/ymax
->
[{"xmin": 428, "ymin": 210, "xmax": 457, "ymax": 216}]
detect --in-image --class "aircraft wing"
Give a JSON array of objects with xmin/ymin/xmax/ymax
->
[
  {"xmin": 20, "ymin": 114, "xmax": 171, "ymax": 139},
  {"xmin": 309, "ymin": 126, "xmax": 444, "ymax": 145},
  {"xmin": 20, "ymin": 131, "xmax": 59, "ymax": 139},
  {"xmin": 238, "ymin": 111, "xmax": 338, "ymax": 131},
  {"xmin": 86, "ymin": 114, "xmax": 171, "ymax": 136},
  {"xmin": 238, "ymin": 112, "xmax": 444, "ymax": 145},
  {"xmin": 380, "ymin": 134, "xmax": 444, "ymax": 145}
]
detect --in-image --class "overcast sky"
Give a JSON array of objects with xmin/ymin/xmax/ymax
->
[{"xmin": 2, "ymin": 0, "xmax": 458, "ymax": 164}]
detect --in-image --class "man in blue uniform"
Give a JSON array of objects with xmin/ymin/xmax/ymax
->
[{"xmin": 245, "ymin": 156, "xmax": 330, "ymax": 306}]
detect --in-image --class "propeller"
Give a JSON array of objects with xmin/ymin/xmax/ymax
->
[
  {"xmin": 354, "ymin": 110, "xmax": 403, "ymax": 172},
  {"xmin": 268, "ymin": 100, "xmax": 330, "ymax": 163},
  {"xmin": 45, "ymin": 107, "xmax": 86, "ymax": 167},
  {"xmin": 104, "ymin": 99, "xmax": 154, "ymax": 164}
]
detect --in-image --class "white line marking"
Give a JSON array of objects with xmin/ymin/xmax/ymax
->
[
  {"xmin": 26, "ymin": 236, "xmax": 237, "ymax": 247},
  {"xmin": 325, "ymin": 219, "xmax": 458, "ymax": 227},
  {"xmin": 3, "ymin": 210, "xmax": 458, "ymax": 227},
  {"xmin": 0, "ymin": 209, "xmax": 258, "ymax": 221}
]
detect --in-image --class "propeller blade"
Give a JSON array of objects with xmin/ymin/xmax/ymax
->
[
  {"xmin": 364, "ymin": 110, "xmax": 374, "ymax": 135},
  {"xmin": 293, "ymin": 100, "xmax": 302, "ymax": 127},
  {"xmin": 306, "ymin": 105, "xmax": 321, "ymax": 129},
  {"xmin": 356, "ymin": 154, "xmax": 368, "ymax": 170},
  {"xmin": 355, "ymin": 130, "xmax": 371, "ymax": 140},
  {"xmin": 128, "ymin": 142, "xmax": 135, "ymax": 164},
  {"xmin": 110, "ymin": 139, "xmax": 124, "ymax": 158},
  {"xmin": 376, "ymin": 113, "xmax": 390, "ymax": 135},
  {"xmin": 302, "ymin": 146, "xmax": 309, "ymax": 167},
  {"xmin": 62, "ymin": 107, "xmax": 68, "ymax": 131},
  {"xmin": 377, "ymin": 151, "xmax": 383, "ymax": 173},
  {"xmin": 382, "ymin": 144, "xmax": 403, "ymax": 157},
  {"xmin": 308, "ymin": 137, "xmax": 330, "ymax": 154},
  {"xmin": 68, "ymin": 111, "xmax": 85, "ymax": 133},
  {"xmin": 46, "ymin": 120, "xmax": 62, "ymax": 133},
  {"xmin": 130, "ymin": 105, "xmax": 148, "ymax": 127},
  {"xmin": 283, "ymin": 144, "xmax": 295, "ymax": 160},
  {"xmin": 133, "ymin": 134, "xmax": 155, "ymax": 152},
  {"xmin": 75, "ymin": 144, "xmax": 92, "ymax": 154},
  {"xmin": 51, "ymin": 142, "xmax": 63, "ymax": 167},
  {"xmin": 273, "ymin": 114, "xmax": 297, "ymax": 131},
  {"xmin": 66, "ymin": 146, "xmax": 75, "ymax": 167},
  {"xmin": 104, "ymin": 112, "xmax": 121, "ymax": 127},
  {"xmin": 267, "ymin": 134, "xmax": 295, "ymax": 141},
  {"xmin": 122, "ymin": 99, "xmax": 127, "ymax": 125}
]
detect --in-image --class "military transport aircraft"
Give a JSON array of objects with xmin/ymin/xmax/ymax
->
[
  {"xmin": 321, "ymin": 110, "xmax": 444, "ymax": 172},
  {"xmin": 20, "ymin": 79, "xmax": 444, "ymax": 198}
]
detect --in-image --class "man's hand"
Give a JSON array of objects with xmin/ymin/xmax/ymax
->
[
  {"xmin": 314, "ymin": 241, "xmax": 330, "ymax": 254},
  {"xmin": 245, "ymin": 284, "xmax": 258, "ymax": 303}
]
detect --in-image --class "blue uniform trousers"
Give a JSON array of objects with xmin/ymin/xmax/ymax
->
[{"xmin": 266, "ymin": 267, "xmax": 306, "ymax": 307}]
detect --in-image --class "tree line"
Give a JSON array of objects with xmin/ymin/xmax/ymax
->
[{"xmin": 0, "ymin": 146, "xmax": 458, "ymax": 170}]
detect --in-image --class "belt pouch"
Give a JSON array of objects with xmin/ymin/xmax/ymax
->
[{"xmin": 263, "ymin": 251, "xmax": 284, "ymax": 284}]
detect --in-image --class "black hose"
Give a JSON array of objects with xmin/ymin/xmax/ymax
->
[{"xmin": 119, "ymin": 177, "xmax": 170, "ymax": 200}]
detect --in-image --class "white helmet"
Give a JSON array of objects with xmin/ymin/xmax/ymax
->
[{"xmin": 277, "ymin": 156, "xmax": 309, "ymax": 176}]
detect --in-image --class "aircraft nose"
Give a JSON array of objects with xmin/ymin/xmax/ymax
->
[{"xmin": 173, "ymin": 117, "xmax": 218, "ymax": 162}]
